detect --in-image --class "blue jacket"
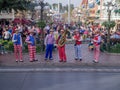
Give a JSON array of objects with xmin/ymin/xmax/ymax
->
[
  {"xmin": 29, "ymin": 35, "xmax": 35, "ymax": 46},
  {"xmin": 12, "ymin": 33, "xmax": 22, "ymax": 45}
]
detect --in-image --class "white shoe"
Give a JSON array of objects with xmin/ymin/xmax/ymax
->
[
  {"xmin": 16, "ymin": 60, "xmax": 18, "ymax": 62},
  {"xmin": 20, "ymin": 60, "xmax": 23, "ymax": 62}
]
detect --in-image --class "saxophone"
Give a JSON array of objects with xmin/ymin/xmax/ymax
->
[{"xmin": 58, "ymin": 29, "xmax": 68, "ymax": 47}]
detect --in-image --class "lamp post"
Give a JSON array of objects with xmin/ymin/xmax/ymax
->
[
  {"xmin": 104, "ymin": 1, "xmax": 116, "ymax": 51},
  {"xmin": 47, "ymin": 9, "xmax": 54, "ymax": 23},
  {"xmin": 77, "ymin": 10, "xmax": 81, "ymax": 29},
  {"xmin": 36, "ymin": 0, "xmax": 48, "ymax": 21},
  {"xmin": 34, "ymin": 0, "xmax": 48, "ymax": 51}
]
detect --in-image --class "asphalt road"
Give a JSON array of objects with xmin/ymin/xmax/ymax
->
[{"xmin": 0, "ymin": 72, "xmax": 120, "ymax": 90}]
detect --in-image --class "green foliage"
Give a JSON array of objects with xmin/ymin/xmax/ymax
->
[
  {"xmin": 23, "ymin": 43, "xmax": 28, "ymax": 53},
  {"xmin": 23, "ymin": 43, "xmax": 42, "ymax": 53},
  {"xmin": 109, "ymin": 43, "xmax": 120, "ymax": 53},
  {"xmin": 100, "ymin": 38, "xmax": 120, "ymax": 53},
  {"xmin": 37, "ymin": 21, "xmax": 46, "ymax": 29},
  {"xmin": 0, "ymin": 0, "xmax": 31, "ymax": 12},
  {"xmin": 102, "ymin": 21, "xmax": 116, "ymax": 28},
  {"xmin": 0, "ymin": 39, "xmax": 42, "ymax": 53},
  {"xmin": 36, "ymin": 45, "xmax": 42, "ymax": 53},
  {"xmin": 7, "ymin": 41, "xmax": 14, "ymax": 51},
  {"xmin": 97, "ymin": 1, "xmax": 100, "ymax": 5},
  {"xmin": 49, "ymin": 22, "xmax": 54, "ymax": 26},
  {"xmin": 96, "ymin": 10, "xmax": 100, "ymax": 14},
  {"xmin": 0, "ymin": 40, "xmax": 14, "ymax": 52},
  {"xmin": 100, "ymin": 43, "xmax": 107, "ymax": 52},
  {"xmin": 114, "ymin": 9, "xmax": 120, "ymax": 14}
]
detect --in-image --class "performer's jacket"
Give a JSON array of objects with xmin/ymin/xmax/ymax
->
[
  {"xmin": 74, "ymin": 35, "xmax": 82, "ymax": 45},
  {"xmin": 93, "ymin": 35, "xmax": 101, "ymax": 46},
  {"xmin": 28, "ymin": 35, "xmax": 35, "ymax": 46},
  {"xmin": 13, "ymin": 33, "xmax": 22, "ymax": 45}
]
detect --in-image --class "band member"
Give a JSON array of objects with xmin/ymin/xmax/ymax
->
[
  {"xmin": 73, "ymin": 29, "xmax": 83, "ymax": 61},
  {"xmin": 93, "ymin": 30, "xmax": 101, "ymax": 63},
  {"xmin": 12, "ymin": 28, "xmax": 23, "ymax": 62},
  {"xmin": 44, "ymin": 29, "xmax": 55, "ymax": 60},
  {"xmin": 56, "ymin": 29, "xmax": 67, "ymax": 62},
  {"xmin": 25, "ymin": 30, "xmax": 38, "ymax": 62}
]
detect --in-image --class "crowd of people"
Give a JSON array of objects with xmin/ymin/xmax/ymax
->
[{"xmin": 0, "ymin": 22, "xmax": 120, "ymax": 63}]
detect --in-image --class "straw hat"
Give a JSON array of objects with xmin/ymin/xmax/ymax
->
[
  {"xmin": 75, "ymin": 29, "xmax": 79, "ymax": 32},
  {"xmin": 50, "ymin": 29, "xmax": 54, "ymax": 32},
  {"xmin": 60, "ymin": 29, "xmax": 64, "ymax": 32}
]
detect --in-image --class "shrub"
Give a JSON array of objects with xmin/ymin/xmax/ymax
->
[
  {"xmin": 36, "ymin": 45, "xmax": 42, "ymax": 53},
  {"xmin": 109, "ymin": 43, "xmax": 120, "ymax": 53},
  {"xmin": 23, "ymin": 43, "xmax": 42, "ymax": 53},
  {"xmin": 102, "ymin": 21, "xmax": 116, "ymax": 28},
  {"xmin": 37, "ymin": 21, "xmax": 46, "ymax": 29},
  {"xmin": 7, "ymin": 41, "xmax": 14, "ymax": 52},
  {"xmin": 23, "ymin": 43, "xmax": 28, "ymax": 53},
  {"xmin": 0, "ymin": 40, "xmax": 14, "ymax": 52},
  {"xmin": 100, "ymin": 39, "xmax": 120, "ymax": 53}
]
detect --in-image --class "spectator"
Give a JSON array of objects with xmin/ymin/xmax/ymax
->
[
  {"xmin": 44, "ymin": 29, "xmax": 55, "ymax": 60},
  {"xmin": 3, "ymin": 28, "xmax": 12, "ymax": 41},
  {"xmin": 0, "ymin": 25, "xmax": 3, "ymax": 39},
  {"xmin": 12, "ymin": 28, "xmax": 23, "ymax": 62}
]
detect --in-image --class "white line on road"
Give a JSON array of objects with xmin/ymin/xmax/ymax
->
[{"xmin": 0, "ymin": 68, "xmax": 120, "ymax": 72}]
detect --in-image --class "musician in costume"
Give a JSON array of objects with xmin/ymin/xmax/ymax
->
[
  {"xmin": 25, "ymin": 30, "xmax": 38, "ymax": 62},
  {"xmin": 56, "ymin": 29, "xmax": 67, "ymax": 62},
  {"xmin": 93, "ymin": 30, "xmax": 101, "ymax": 63},
  {"xmin": 12, "ymin": 28, "xmax": 23, "ymax": 62},
  {"xmin": 73, "ymin": 29, "xmax": 83, "ymax": 61},
  {"xmin": 44, "ymin": 29, "xmax": 55, "ymax": 60}
]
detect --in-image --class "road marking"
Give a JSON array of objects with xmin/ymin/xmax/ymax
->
[{"xmin": 0, "ymin": 68, "xmax": 120, "ymax": 72}]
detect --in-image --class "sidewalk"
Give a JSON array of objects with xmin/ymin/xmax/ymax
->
[{"xmin": 0, "ymin": 44, "xmax": 120, "ymax": 68}]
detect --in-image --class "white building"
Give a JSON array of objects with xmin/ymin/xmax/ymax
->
[
  {"xmin": 0, "ymin": 10, "xmax": 15, "ymax": 20},
  {"xmin": 100, "ymin": 0, "xmax": 120, "ymax": 21},
  {"xmin": 100, "ymin": 0, "xmax": 120, "ymax": 29}
]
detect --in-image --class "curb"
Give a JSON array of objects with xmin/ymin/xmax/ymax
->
[
  {"xmin": 0, "ymin": 68, "xmax": 120, "ymax": 72},
  {"xmin": 104, "ymin": 51, "xmax": 120, "ymax": 55}
]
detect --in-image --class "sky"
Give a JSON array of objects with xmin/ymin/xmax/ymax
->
[{"xmin": 44, "ymin": 0, "xmax": 82, "ymax": 7}]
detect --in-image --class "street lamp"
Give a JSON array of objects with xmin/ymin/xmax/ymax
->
[
  {"xmin": 104, "ymin": 1, "xmax": 116, "ymax": 50},
  {"xmin": 76, "ymin": 10, "xmax": 82, "ymax": 29},
  {"xmin": 35, "ymin": 0, "xmax": 48, "ymax": 21},
  {"xmin": 33, "ymin": 0, "xmax": 48, "ymax": 51},
  {"xmin": 47, "ymin": 9, "xmax": 54, "ymax": 22}
]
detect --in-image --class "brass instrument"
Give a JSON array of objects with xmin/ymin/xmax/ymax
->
[{"xmin": 58, "ymin": 29, "xmax": 68, "ymax": 47}]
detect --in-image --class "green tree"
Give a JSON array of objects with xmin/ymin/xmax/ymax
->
[
  {"xmin": 0, "ymin": 0, "xmax": 30, "ymax": 12},
  {"xmin": 102, "ymin": 21, "xmax": 116, "ymax": 28}
]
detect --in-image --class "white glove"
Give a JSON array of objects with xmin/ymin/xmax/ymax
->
[{"xmin": 12, "ymin": 40, "xmax": 17, "ymax": 42}]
